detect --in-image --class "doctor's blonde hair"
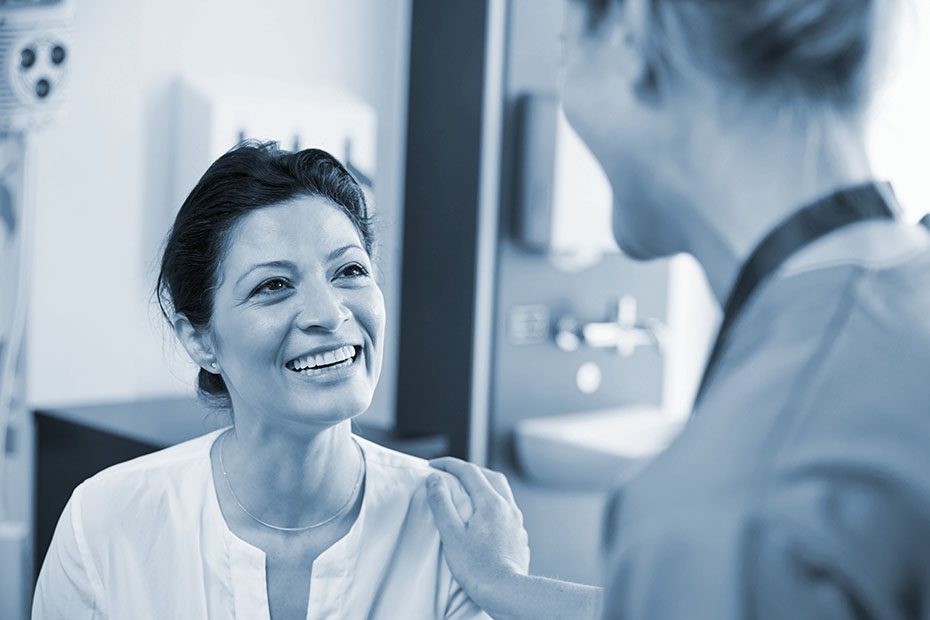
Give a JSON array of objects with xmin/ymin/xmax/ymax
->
[{"xmin": 581, "ymin": 0, "xmax": 893, "ymax": 112}]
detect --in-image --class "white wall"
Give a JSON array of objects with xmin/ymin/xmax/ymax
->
[
  {"xmin": 868, "ymin": 0, "xmax": 930, "ymax": 222},
  {"xmin": 663, "ymin": 255, "xmax": 718, "ymax": 418},
  {"xmin": 26, "ymin": 0, "xmax": 411, "ymax": 428}
]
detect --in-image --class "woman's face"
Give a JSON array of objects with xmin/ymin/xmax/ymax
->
[
  {"xmin": 207, "ymin": 197, "xmax": 385, "ymax": 431},
  {"xmin": 560, "ymin": 0, "xmax": 687, "ymax": 260}
]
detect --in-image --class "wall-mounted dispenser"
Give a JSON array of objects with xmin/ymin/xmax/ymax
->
[
  {"xmin": 515, "ymin": 93, "xmax": 619, "ymax": 262},
  {"xmin": 173, "ymin": 78, "xmax": 377, "ymax": 221}
]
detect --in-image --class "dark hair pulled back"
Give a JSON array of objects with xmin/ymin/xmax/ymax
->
[{"xmin": 155, "ymin": 141, "xmax": 374, "ymax": 408}]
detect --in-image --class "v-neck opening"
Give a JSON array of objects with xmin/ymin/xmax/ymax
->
[{"xmin": 203, "ymin": 428, "xmax": 372, "ymax": 619}]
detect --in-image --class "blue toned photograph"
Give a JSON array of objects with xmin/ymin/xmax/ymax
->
[{"xmin": 1, "ymin": 1, "xmax": 929, "ymax": 618}]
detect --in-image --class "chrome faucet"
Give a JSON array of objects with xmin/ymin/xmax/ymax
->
[{"xmin": 554, "ymin": 295, "xmax": 667, "ymax": 357}]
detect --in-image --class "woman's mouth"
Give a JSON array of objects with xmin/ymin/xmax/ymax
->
[{"xmin": 285, "ymin": 345, "xmax": 361, "ymax": 375}]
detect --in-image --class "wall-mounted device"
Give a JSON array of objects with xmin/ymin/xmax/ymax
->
[
  {"xmin": 1, "ymin": 3, "xmax": 75, "ymax": 618},
  {"xmin": 515, "ymin": 93, "xmax": 619, "ymax": 261},
  {"xmin": 1, "ymin": 0, "xmax": 74, "ymax": 133},
  {"xmin": 554, "ymin": 294, "xmax": 667, "ymax": 358},
  {"xmin": 173, "ymin": 78, "xmax": 377, "ymax": 225}
]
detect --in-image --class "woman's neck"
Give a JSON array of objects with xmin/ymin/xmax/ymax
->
[
  {"xmin": 220, "ymin": 417, "xmax": 362, "ymax": 529},
  {"xmin": 680, "ymin": 110, "xmax": 874, "ymax": 306}
]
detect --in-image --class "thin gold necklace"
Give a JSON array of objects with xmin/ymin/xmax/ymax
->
[{"xmin": 219, "ymin": 429, "xmax": 364, "ymax": 533}]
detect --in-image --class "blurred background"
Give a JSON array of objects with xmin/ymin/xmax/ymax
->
[{"xmin": 1, "ymin": 1, "xmax": 927, "ymax": 617}]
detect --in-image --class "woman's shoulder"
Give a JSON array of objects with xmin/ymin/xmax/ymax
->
[
  {"xmin": 355, "ymin": 435, "xmax": 473, "ymax": 519},
  {"xmin": 355, "ymin": 435, "xmax": 430, "ymax": 473},
  {"xmin": 75, "ymin": 429, "xmax": 224, "ymax": 527},
  {"xmin": 83, "ymin": 428, "xmax": 222, "ymax": 487}
]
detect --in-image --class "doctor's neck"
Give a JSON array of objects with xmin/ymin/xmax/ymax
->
[{"xmin": 675, "ymin": 106, "xmax": 873, "ymax": 307}]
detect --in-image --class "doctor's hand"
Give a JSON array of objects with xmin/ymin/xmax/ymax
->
[{"xmin": 426, "ymin": 457, "xmax": 531, "ymax": 618}]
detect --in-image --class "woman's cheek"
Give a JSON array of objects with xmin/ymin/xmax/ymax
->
[
  {"xmin": 360, "ymin": 288, "xmax": 387, "ymax": 375},
  {"xmin": 357, "ymin": 285, "xmax": 386, "ymax": 337}
]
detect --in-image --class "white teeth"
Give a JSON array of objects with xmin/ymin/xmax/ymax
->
[{"xmin": 287, "ymin": 345, "xmax": 357, "ymax": 371}]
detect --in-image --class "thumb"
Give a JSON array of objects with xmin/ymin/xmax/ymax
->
[{"xmin": 426, "ymin": 474, "xmax": 464, "ymax": 541}]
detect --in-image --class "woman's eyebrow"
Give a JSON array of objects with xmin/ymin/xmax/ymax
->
[
  {"xmin": 327, "ymin": 244, "xmax": 365, "ymax": 262},
  {"xmin": 235, "ymin": 260, "xmax": 296, "ymax": 287}
]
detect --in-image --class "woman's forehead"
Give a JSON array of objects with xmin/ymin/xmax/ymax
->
[{"xmin": 222, "ymin": 198, "xmax": 364, "ymax": 270}]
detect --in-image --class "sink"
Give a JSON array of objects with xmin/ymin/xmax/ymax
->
[{"xmin": 513, "ymin": 406, "xmax": 687, "ymax": 490}]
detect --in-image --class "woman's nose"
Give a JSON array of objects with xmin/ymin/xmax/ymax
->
[{"xmin": 295, "ymin": 286, "xmax": 352, "ymax": 332}]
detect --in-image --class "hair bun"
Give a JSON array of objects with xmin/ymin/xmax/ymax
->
[
  {"xmin": 649, "ymin": 0, "xmax": 879, "ymax": 107},
  {"xmin": 198, "ymin": 368, "xmax": 229, "ymax": 404},
  {"xmin": 738, "ymin": 0, "xmax": 874, "ymax": 104}
]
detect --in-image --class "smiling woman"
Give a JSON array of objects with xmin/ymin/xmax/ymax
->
[
  {"xmin": 173, "ymin": 191, "xmax": 383, "ymax": 431},
  {"xmin": 31, "ymin": 143, "xmax": 494, "ymax": 620}
]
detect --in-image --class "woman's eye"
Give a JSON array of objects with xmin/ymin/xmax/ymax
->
[
  {"xmin": 252, "ymin": 278, "xmax": 291, "ymax": 296},
  {"xmin": 338, "ymin": 263, "xmax": 370, "ymax": 278}
]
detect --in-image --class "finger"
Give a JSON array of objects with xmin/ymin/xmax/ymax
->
[
  {"xmin": 429, "ymin": 458, "xmax": 499, "ymax": 508},
  {"xmin": 429, "ymin": 456, "xmax": 469, "ymax": 472},
  {"xmin": 485, "ymin": 471, "xmax": 524, "ymax": 527},
  {"xmin": 482, "ymin": 468, "xmax": 516, "ymax": 505},
  {"xmin": 425, "ymin": 474, "xmax": 465, "ymax": 540},
  {"xmin": 432, "ymin": 458, "xmax": 516, "ymax": 505}
]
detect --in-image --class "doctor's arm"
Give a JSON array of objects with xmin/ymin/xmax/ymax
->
[
  {"xmin": 426, "ymin": 457, "xmax": 603, "ymax": 620},
  {"xmin": 599, "ymin": 506, "xmax": 879, "ymax": 620}
]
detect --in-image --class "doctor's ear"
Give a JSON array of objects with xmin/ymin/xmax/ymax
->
[
  {"xmin": 172, "ymin": 314, "xmax": 219, "ymax": 373},
  {"xmin": 598, "ymin": 0, "xmax": 663, "ymax": 105}
]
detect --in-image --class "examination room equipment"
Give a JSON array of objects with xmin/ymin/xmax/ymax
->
[{"xmin": 0, "ymin": 2, "xmax": 73, "ymax": 619}]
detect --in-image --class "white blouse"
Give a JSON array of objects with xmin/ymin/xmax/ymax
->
[{"xmin": 33, "ymin": 428, "xmax": 489, "ymax": 620}]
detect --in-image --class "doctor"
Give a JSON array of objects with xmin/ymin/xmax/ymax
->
[{"xmin": 426, "ymin": 0, "xmax": 930, "ymax": 618}]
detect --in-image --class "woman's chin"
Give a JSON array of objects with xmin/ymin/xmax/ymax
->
[{"xmin": 284, "ymin": 394, "xmax": 372, "ymax": 429}]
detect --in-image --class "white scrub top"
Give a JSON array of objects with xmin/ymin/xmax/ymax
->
[
  {"xmin": 603, "ymin": 219, "xmax": 930, "ymax": 618},
  {"xmin": 33, "ymin": 429, "xmax": 489, "ymax": 620}
]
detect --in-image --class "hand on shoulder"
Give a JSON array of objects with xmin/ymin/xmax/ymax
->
[{"xmin": 425, "ymin": 457, "xmax": 530, "ymax": 615}]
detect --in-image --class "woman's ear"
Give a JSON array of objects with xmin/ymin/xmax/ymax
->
[{"xmin": 173, "ymin": 314, "xmax": 219, "ymax": 373}]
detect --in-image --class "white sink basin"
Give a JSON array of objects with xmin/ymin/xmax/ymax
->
[{"xmin": 513, "ymin": 406, "xmax": 687, "ymax": 490}]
